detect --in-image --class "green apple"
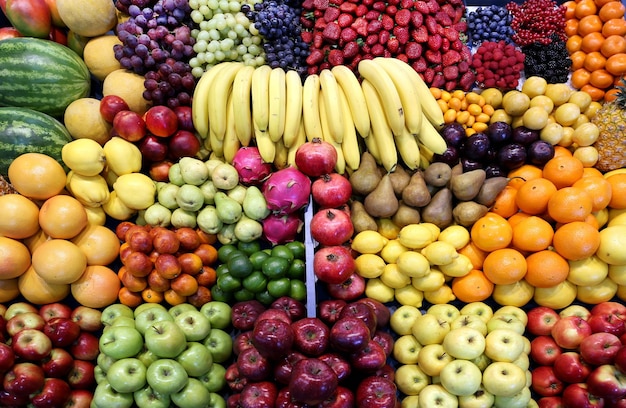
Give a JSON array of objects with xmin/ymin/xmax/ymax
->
[
  {"xmin": 107, "ymin": 358, "xmax": 148, "ymax": 393},
  {"xmin": 392, "ymin": 334, "xmax": 422, "ymax": 365},
  {"xmin": 207, "ymin": 392, "xmax": 227, "ymax": 408},
  {"xmin": 493, "ymin": 387, "xmax": 532, "ymax": 408},
  {"xmin": 176, "ymin": 342, "xmax": 213, "ymax": 377},
  {"xmin": 427, "ymin": 304, "xmax": 461, "ymax": 324},
  {"xmin": 101, "ymin": 304, "xmax": 135, "ymax": 327},
  {"xmin": 137, "ymin": 347, "xmax": 160, "ymax": 368},
  {"xmin": 145, "ymin": 320, "xmax": 187, "ymax": 358},
  {"xmin": 470, "ymin": 353, "xmax": 492, "ymax": 372},
  {"xmin": 94, "ymin": 366, "xmax": 107, "ymax": 384},
  {"xmin": 484, "ymin": 329, "xmax": 525, "ymax": 363},
  {"xmin": 457, "ymin": 385, "xmax": 495, "ymax": 408},
  {"xmin": 92, "ymin": 380, "xmax": 134, "ymax": 408},
  {"xmin": 411, "ymin": 313, "xmax": 450, "ymax": 345},
  {"xmin": 135, "ymin": 307, "xmax": 175, "ymax": 336},
  {"xmin": 169, "ymin": 304, "xmax": 197, "ymax": 319},
  {"xmin": 134, "ymin": 384, "xmax": 171, "ymax": 408},
  {"xmin": 134, "ymin": 303, "xmax": 168, "ymax": 318},
  {"xmin": 394, "ymin": 364, "xmax": 430, "ymax": 396},
  {"xmin": 199, "ymin": 301, "xmax": 232, "ymax": 330},
  {"xmin": 492, "ymin": 305, "xmax": 528, "ymax": 326},
  {"xmin": 442, "ymin": 327, "xmax": 485, "ymax": 360},
  {"xmin": 459, "ymin": 301, "xmax": 494, "ymax": 323},
  {"xmin": 389, "ymin": 305, "xmax": 421, "ymax": 336},
  {"xmin": 417, "ymin": 384, "xmax": 457, "ymax": 408},
  {"xmin": 109, "ymin": 316, "xmax": 137, "ymax": 329},
  {"xmin": 511, "ymin": 352, "xmax": 530, "ymax": 371},
  {"xmin": 174, "ymin": 310, "xmax": 212, "ymax": 342},
  {"xmin": 486, "ymin": 314, "xmax": 525, "ymax": 335},
  {"xmin": 197, "ymin": 363, "xmax": 226, "ymax": 392},
  {"xmin": 171, "ymin": 378, "xmax": 211, "ymax": 408},
  {"xmin": 416, "ymin": 343, "xmax": 453, "ymax": 377},
  {"xmin": 439, "ymin": 359, "xmax": 482, "ymax": 397},
  {"xmin": 450, "ymin": 314, "xmax": 488, "ymax": 335},
  {"xmin": 401, "ymin": 395, "xmax": 419, "ymax": 408},
  {"xmin": 99, "ymin": 325, "xmax": 144, "ymax": 359},
  {"xmin": 559, "ymin": 304, "xmax": 591, "ymax": 320},
  {"xmin": 97, "ymin": 353, "xmax": 118, "ymax": 372},
  {"xmin": 482, "ymin": 362, "xmax": 527, "ymax": 398},
  {"xmin": 203, "ymin": 328, "xmax": 232, "ymax": 363},
  {"xmin": 146, "ymin": 359, "xmax": 189, "ymax": 395}
]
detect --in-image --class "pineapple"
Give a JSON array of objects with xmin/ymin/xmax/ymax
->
[
  {"xmin": 592, "ymin": 79, "xmax": 626, "ymax": 172},
  {"xmin": 0, "ymin": 176, "xmax": 16, "ymax": 196}
]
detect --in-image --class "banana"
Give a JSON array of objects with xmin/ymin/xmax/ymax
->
[
  {"xmin": 283, "ymin": 70, "xmax": 304, "ymax": 148},
  {"xmin": 357, "ymin": 59, "xmax": 405, "ymax": 137},
  {"xmin": 603, "ymin": 168, "xmax": 626, "ymax": 179},
  {"xmin": 363, "ymin": 133, "xmax": 381, "ymax": 165},
  {"xmin": 254, "ymin": 121, "xmax": 275, "ymax": 163},
  {"xmin": 273, "ymin": 137, "xmax": 289, "ymax": 169},
  {"xmin": 208, "ymin": 62, "xmax": 244, "ymax": 141},
  {"xmin": 418, "ymin": 142, "xmax": 435, "ymax": 163},
  {"xmin": 223, "ymin": 92, "xmax": 240, "ymax": 163},
  {"xmin": 395, "ymin": 127, "xmax": 421, "ymax": 170},
  {"xmin": 251, "ymin": 65, "xmax": 272, "ymax": 133},
  {"xmin": 268, "ymin": 67, "xmax": 287, "ymax": 143},
  {"xmin": 331, "ymin": 65, "xmax": 370, "ymax": 138},
  {"xmin": 319, "ymin": 69, "xmax": 345, "ymax": 143},
  {"xmin": 417, "ymin": 113, "xmax": 448, "ymax": 154},
  {"xmin": 319, "ymin": 88, "xmax": 346, "ymax": 174},
  {"xmin": 302, "ymin": 74, "xmax": 322, "ymax": 142},
  {"xmin": 361, "ymin": 79, "xmax": 398, "ymax": 172},
  {"xmin": 209, "ymin": 128, "xmax": 224, "ymax": 159},
  {"xmin": 337, "ymin": 84, "xmax": 360, "ymax": 171},
  {"xmin": 287, "ymin": 119, "xmax": 307, "ymax": 167},
  {"xmin": 373, "ymin": 57, "xmax": 423, "ymax": 136},
  {"xmin": 231, "ymin": 65, "xmax": 255, "ymax": 146},
  {"xmin": 380, "ymin": 57, "xmax": 444, "ymax": 129},
  {"xmin": 192, "ymin": 62, "xmax": 228, "ymax": 140}
]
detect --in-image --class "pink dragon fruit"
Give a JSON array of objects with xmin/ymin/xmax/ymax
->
[
  {"xmin": 232, "ymin": 146, "xmax": 272, "ymax": 185},
  {"xmin": 262, "ymin": 167, "xmax": 311, "ymax": 215},
  {"xmin": 262, "ymin": 212, "xmax": 303, "ymax": 244}
]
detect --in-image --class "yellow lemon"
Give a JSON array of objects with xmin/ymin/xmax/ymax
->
[
  {"xmin": 594, "ymin": 208, "xmax": 609, "ymax": 228},
  {"xmin": 608, "ymin": 264, "xmax": 626, "ymax": 286},
  {"xmin": 398, "ymin": 224, "xmax": 436, "ymax": 249},
  {"xmin": 567, "ymin": 255, "xmax": 609, "ymax": 286},
  {"xmin": 597, "ymin": 225, "xmax": 626, "ymax": 265},
  {"xmin": 351, "ymin": 230, "xmax": 388, "ymax": 254},
  {"xmin": 617, "ymin": 285, "xmax": 626, "ymax": 302},
  {"xmin": 394, "ymin": 285, "xmax": 424, "ymax": 308},
  {"xmin": 421, "ymin": 241, "xmax": 459, "ymax": 266},
  {"xmin": 608, "ymin": 208, "xmax": 626, "ymax": 227},
  {"xmin": 577, "ymin": 277, "xmax": 617, "ymax": 305},
  {"xmin": 437, "ymin": 225, "xmax": 470, "ymax": 250},
  {"xmin": 354, "ymin": 254, "xmax": 386, "ymax": 279},
  {"xmin": 380, "ymin": 263, "xmax": 411, "ymax": 289},
  {"xmin": 421, "ymin": 223, "xmax": 441, "ymax": 240},
  {"xmin": 380, "ymin": 239, "xmax": 408, "ymax": 264},
  {"xmin": 533, "ymin": 280, "xmax": 577, "ymax": 309},
  {"xmin": 424, "ymin": 284, "xmax": 455, "ymax": 304},
  {"xmin": 439, "ymin": 253, "xmax": 473, "ymax": 278},
  {"xmin": 377, "ymin": 218, "xmax": 401, "ymax": 240},
  {"xmin": 492, "ymin": 280, "xmax": 535, "ymax": 307},
  {"xmin": 397, "ymin": 251, "xmax": 430, "ymax": 278},
  {"xmin": 412, "ymin": 269, "xmax": 445, "ymax": 292},
  {"xmin": 364, "ymin": 278, "xmax": 395, "ymax": 303}
]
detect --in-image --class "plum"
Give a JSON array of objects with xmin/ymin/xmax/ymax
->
[
  {"xmin": 497, "ymin": 143, "xmax": 527, "ymax": 170},
  {"xmin": 527, "ymin": 140, "xmax": 555, "ymax": 166},
  {"xmin": 512, "ymin": 126, "xmax": 540, "ymax": 146},
  {"xmin": 433, "ymin": 146, "xmax": 460, "ymax": 166},
  {"xmin": 486, "ymin": 121, "xmax": 512, "ymax": 145},
  {"xmin": 441, "ymin": 123, "xmax": 466, "ymax": 148},
  {"xmin": 463, "ymin": 133, "xmax": 490, "ymax": 160}
]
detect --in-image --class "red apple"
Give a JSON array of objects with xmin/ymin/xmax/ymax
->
[
  {"xmin": 553, "ymin": 352, "xmax": 592, "ymax": 384},
  {"xmin": 551, "ymin": 315, "xmax": 593, "ymax": 350},
  {"xmin": 580, "ymin": 332, "xmax": 622, "ymax": 366},
  {"xmin": 532, "ymin": 365, "xmax": 565, "ymax": 397},
  {"xmin": 587, "ymin": 364, "xmax": 626, "ymax": 400},
  {"xmin": 562, "ymin": 383, "xmax": 604, "ymax": 408},
  {"xmin": 63, "ymin": 389, "xmax": 93, "ymax": 408},
  {"xmin": 67, "ymin": 359, "xmax": 96, "ymax": 390},
  {"xmin": 43, "ymin": 317, "xmax": 81, "ymax": 347},
  {"xmin": 326, "ymin": 273, "xmax": 365, "ymax": 301},
  {"xmin": 5, "ymin": 302, "xmax": 38, "ymax": 320},
  {"xmin": 530, "ymin": 335, "xmax": 563, "ymax": 366},
  {"xmin": 70, "ymin": 306, "xmax": 102, "ymax": 333},
  {"xmin": 70, "ymin": 331, "xmax": 100, "ymax": 361},
  {"xmin": 3, "ymin": 362, "xmax": 45, "ymax": 396},
  {"xmin": 588, "ymin": 312, "xmax": 626, "ymax": 337},
  {"xmin": 144, "ymin": 105, "xmax": 178, "ymax": 137},
  {"xmin": 12, "ymin": 328, "xmax": 52, "ymax": 361},
  {"xmin": 355, "ymin": 298, "xmax": 391, "ymax": 329},
  {"xmin": 0, "ymin": 343, "xmax": 15, "ymax": 373},
  {"xmin": 30, "ymin": 377, "xmax": 71, "ymax": 407},
  {"xmin": 537, "ymin": 396, "xmax": 564, "ymax": 408},
  {"xmin": 591, "ymin": 302, "xmax": 626, "ymax": 320},
  {"xmin": 527, "ymin": 306, "xmax": 561, "ymax": 336},
  {"xmin": 112, "ymin": 110, "xmax": 146, "ymax": 142},
  {"xmin": 39, "ymin": 303, "xmax": 72, "ymax": 322},
  {"xmin": 615, "ymin": 345, "xmax": 626, "ymax": 375},
  {"xmin": 41, "ymin": 348, "xmax": 74, "ymax": 378},
  {"xmin": 6, "ymin": 311, "xmax": 45, "ymax": 336},
  {"xmin": 355, "ymin": 376, "xmax": 397, "ymax": 408}
]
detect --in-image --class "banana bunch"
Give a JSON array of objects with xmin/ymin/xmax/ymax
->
[{"xmin": 192, "ymin": 58, "xmax": 448, "ymax": 174}]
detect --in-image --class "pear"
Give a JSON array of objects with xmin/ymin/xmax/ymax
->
[
  {"xmin": 453, "ymin": 202, "xmax": 489, "ymax": 227},
  {"xmin": 420, "ymin": 187, "xmax": 453, "ymax": 228},
  {"xmin": 402, "ymin": 171, "xmax": 431, "ymax": 208},
  {"xmin": 388, "ymin": 165, "xmax": 411, "ymax": 197},
  {"xmin": 178, "ymin": 157, "xmax": 210, "ymax": 186},
  {"xmin": 242, "ymin": 185, "xmax": 270, "ymax": 221},
  {"xmin": 363, "ymin": 174, "xmax": 399, "ymax": 218},
  {"xmin": 423, "ymin": 162, "xmax": 452, "ymax": 187},
  {"xmin": 449, "ymin": 169, "xmax": 486, "ymax": 201},
  {"xmin": 475, "ymin": 177, "xmax": 509, "ymax": 206},
  {"xmin": 350, "ymin": 152, "xmax": 382, "ymax": 196},
  {"xmin": 350, "ymin": 200, "xmax": 378, "ymax": 233},
  {"xmin": 392, "ymin": 201, "xmax": 421, "ymax": 228},
  {"xmin": 214, "ymin": 192, "xmax": 242, "ymax": 224}
]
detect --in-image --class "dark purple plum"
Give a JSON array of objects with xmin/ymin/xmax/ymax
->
[
  {"xmin": 511, "ymin": 126, "xmax": 540, "ymax": 146},
  {"xmin": 486, "ymin": 121, "xmax": 513, "ymax": 145},
  {"xmin": 484, "ymin": 164, "xmax": 505, "ymax": 178},
  {"xmin": 527, "ymin": 140, "xmax": 555, "ymax": 166},
  {"xmin": 497, "ymin": 143, "xmax": 527, "ymax": 170},
  {"xmin": 433, "ymin": 146, "xmax": 459, "ymax": 166},
  {"xmin": 440, "ymin": 123, "xmax": 466, "ymax": 148},
  {"xmin": 461, "ymin": 157, "xmax": 483, "ymax": 172},
  {"xmin": 463, "ymin": 133, "xmax": 490, "ymax": 160}
]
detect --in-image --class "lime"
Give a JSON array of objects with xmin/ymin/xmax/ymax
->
[
  {"xmin": 285, "ymin": 241, "xmax": 305, "ymax": 260},
  {"xmin": 237, "ymin": 240, "xmax": 262, "ymax": 256},
  {"xmin": 261, "ymin": 256, "xmax": 290, "ymax": 279},
  {"xmin": 289, "ymin": 279, "xmax": 307, "ymax": 301},
  {"xmin": 287, "ymin": 259, "xmax": 306, "ymax": 279},
  {"xmin": 256, "ymin": 290, "xmax": 275, "ymax": 305},
  {"xmin": 227, "ymin": 255, "xmax": 255, "ymax": 279},
  {"xmin": 242, "ymin": 271, "xmax": 268, "ymax": 293},
  {"xmin": 217, "ymin": 244, "xmax": 238, "ymax": 263},
  {"xmin": 249, "ymin": 250, "xmax": 271, "ymax": 270},
  {"xmin": 215, "ymin": 263, "xmax": 230, "ymax": 278},
  {"xmin": 271, "ymin": 245, "xmax": 294, "ymax": 262},
  {"xmin": 211, "ymin": 285, "xmax": 233, "ymax": 302},
  {"xmin": 267, "ymin": 277, "xmax": 291, "ymax": 298},
  {"xmin": 217, "ymin": 273, "xmax": 242, "ymax": 292},
  {"xmin": 233, "ymin": 288, "xmax": 255, "ymax": 302}
]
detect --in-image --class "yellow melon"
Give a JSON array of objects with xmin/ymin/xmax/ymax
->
[
  {"xmin": 64, "ymin": 98, "xmax": 112, "ymax": 145},
  {"xmin": 56, "ymin": 0, "xmax": 117, "ymax": 37},
  {"xmin": 83, "ymin": 35, "xmax": 123, "ymax": 81},
  {"xmin": 102, "ymin": 69, "xmax": 152, "ymax": 115}
]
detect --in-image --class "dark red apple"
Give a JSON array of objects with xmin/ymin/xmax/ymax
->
[
  {"xmin": 372, "ymin": 330, "xmax": 394, "ymax": 358},
  {"xmin": 329, "ymin": 317, "xmax": 370, "ymax": 354},
  {"xmin": 233, "ymin": 331, "xmax": 255, "ymax": 356},
  {"xmin": 252, "ymin": 318, "xmax": 294, "ymax": 360},
  {"xmin": 0, "ymin": 343, "xmax": 15, "ymax": 373},
  {"xmin": 41, "ymin": 348, "xmax": 74, "ymax": 378},
  {"xmin": 64, "ymin": 389, "xmax": 93, "ymax": 408},
  {"xmin": 225, "ymin": 362, "xmax": 247, "ymax": 393},
  {"xmin": 239, "ymin": 381, "xmax": 278, "ymax": 408},
  {"xmin": 231, "ymin": 301, "xmax": 266, "ymax": 332},
  {"xmin": 349, "ymin": 339, "xmax": 387, "ymax": 372},
  {"xmin": 270, "ymin": 297, "xmax": 306, "ymax": 322},
  {"xmin": 319, "ymin": 386, "xmax": 355, "ymax": 408},
  {"xmin": 139, "ymin": 135, "xmax": 169, "ymax": 162},
  {"xmin": 580, "ymin": 332, "xmax": 622, "ymax": 366},
  {"xmin": 275, "ymin": 387, "xmax": 309, "ymax": 408},
  {"xmin": 527, "ymin": 306, "xmax": 561, "ymax": 336},
  {"xmin": 3, "ymin": 362, "xmax": 45, "ymax": 396},
  {"xmin": 615, "ymin": 345, "xmax": 626, "ymax": 375},
  {"xmin": 273, "ymin": 351, "xmax": 307, "ymax": 385},
  {"xmin": 256, "ymin": 309, "xmax": 292, "ymax": 325},
  {"xmin": 289, "ymin": 358, "xmax": 338, "ymax": 406},
  {"xmin": 355, "ymin": 298, "xmax": 391, "ymax": 330},
  {"xmin": 530, "ymin": 335, "xmax": 563, "ymax": 366},
  {"xmin": 30, "ymin": 377, "xmax": 71, "ymax": 408},
  {"xmin": 39, "ymin": 303, "xmax": 72, "ymax": 322},
  {"xmin": 43, "ymin": 317, "xmax": 81, "ymax": 348},
  {"xmin": 532, "ymin": 365, "xmax": 565, "ymax": 397},
  {"xmin": 145, "ymin": 105, "xmax": 178, "ymax": 137},
  {"xmin": 70, "ymin": 331, "xmax": 100, "ymax": 361},
  {"xmin": 67, "ymin": 359, "xmax": 96, "ymax": 390},
  {"xmin": 236, "ymin": 346, "xmax": 272, "ymax": 382},
  {"xmin": 553, "ymin": 352, "xmax": 592, "ymax": 384},
  {"xmin": 318, "ymin": 353, "xmax": 352, "ymax": 383},
  {"xmin": 338, "ymin": 302, "xmax": 377, "ymax": 337},
  {"xmin": 588, "ymin": 312, "xmax": 626, "ymax": 337},
  {"xmin": 291, "ymin": 317, "xmax": 330, "ymax": 357},
  {"xmin": 537, "ymin": 396, "xmax": 564, "ymax": 408},
  {"xmin": 318, "ymin": 299, "xmax": 347, "ymax": 326},
  {"xmin": 168, "ymin": 130, "xmax": 201, "ymax": 159},
  {"xmin": 355, "ymin": 376, "xmax": 398, "ymax": 408},
  {"xmin": 587, "ymin": 364, "xmax": 626, "ymax": 400}
]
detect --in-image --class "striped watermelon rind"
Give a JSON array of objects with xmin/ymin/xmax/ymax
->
[
  {"xmin": 0, "ymin": 107, "xmax": 73, "ymax": 177},
  {"xmin": 0, "ymin": 38, "xmax": 92, "ymax": 118}
]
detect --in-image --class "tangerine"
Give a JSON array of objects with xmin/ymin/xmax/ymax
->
[
  {"xmin": 515, "ymin": 178, "xmax": 558, "ymax": 215},
  {"xmin": 483, "ymin": 248, "xmax": 528, "ymax": 285},
  {"xmin": 451, "ymin": 269, "xmax": 494, "ymax": 303},
  {"xmin": 511, "ymin": 216, "xmax": 555, "ymax": 252},
  {"xmin": 553, "ymin": 221, "xmax": 601, "ymax": 260},
  {"xmin": 470, "ymin": 212, "xmax": 513, "ymax": 252},
  {"xmin": 543, "ymin": 155, "xmax": 585, "ymax": 188},
  {"xmin": 606, "ymin": 173, "xmax": 626, "ymax": 208},
  {"xmin": 572, "ymin": 175, "xmax": 613, "ymax": 211},
  {"xmin": 524, "ymin": 250, "xmax": 570, "ymax": 288},
  {"xmin": 547, "ymin": 187, "xmax": 594, "ymax": 224}
]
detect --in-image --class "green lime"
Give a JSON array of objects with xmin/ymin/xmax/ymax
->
[
  {"xmin": 256, "ymin": 290, "xmax": 276, "ymax": 306},
  {"xmin": 215, "ymin": 263, "xmax": 230, "ymax": 278},
  {"xmin": 249, "ymin": 251, "xmax": 271, "ymax": 270},
  {"xmin": 217, "ymin": 273, "xmax": 242, "ymax": 293},
  {"xmin": 227, "ymin": 255, "xmax": 255, "ymax": 279},
  {"xmin": 271, "ymin": 245, "xmax": 294, "ymax": 262},
  {"xmin": 289, "ymin": 279, "xmax": 307, "ymax": 302},
  {"xmin": 237, "ymin": 240, "xmax": 262, "ymax": 256},
  {"xmin": 263, "ymin": 248, "xmax": 272, "ymax": 255},
  {"xmin": 285, "ymin": 241, "xmax": 306, "ymax": 260},
  {"xmin": 211, "ymin": 285, "xmax": 233, "ymax": 303},
  {"xmin": 261, "ymin": 256, "xmax": 290, "ymax": 280},
  {"xmin": 287, "ymin": 259, "xmax": 306, "ymax": 279},
  {"xmin": 267, "ymin": 277, "xmax": 291, "ymax": 298},
  {"xmin": 233, "ymin": 288, "xmax": 255, "ymax": 302},
  {"xmin": 242, "ymin": 271, "xmax": 268, "ymax": 293},
  {"xmin": 217, "ymin": 244, "xmax": 239, "ymax": 263}
]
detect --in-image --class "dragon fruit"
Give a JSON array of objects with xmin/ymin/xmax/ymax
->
[
  {"xmin": 262, "ymin": 212, "xmax": 304, "ymax": 244},
  {"xmin": 262, "ymin": 167, "xmax": 311, "ymax": 215},
  {"xmin": 232, "ymin": 146, "xmax": 272, "ymax": 185}
]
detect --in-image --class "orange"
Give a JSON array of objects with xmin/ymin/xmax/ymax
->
[
  {"xmin": 38, "ymin": 195, "xmax": 88, "ymax": 239},
  {"xmin": 571, "ymin": 50, "xmax": 588, "ymax": 71},
  {"xmin": 581, "ymin": 83, "xmax": 607, "ymax": 101},
  {"xmin": 590, "ymin": 69, "xmax": 615, "ymax": 88},
  {"xmin": 71, "ymin": 224, "xmax": 121, "ymax": 266},
  {"xmin": 71, "ymin": 265, "xmax": 121, "ymax": 308},
  {"xmin": 571, "ymin": 68, "xmax": 592, "ymax": 89},
  {"xmin": 564, "ymin": 0, "xmax": 577, "ymax": 19},
  {"xmin": 511, "ymin": 216, "xmax": 555, "ymax": 252},
  {"xmin": 524, "ymin": 250, "xmax": 570, "ymax": 288},
  {"xmin": 553, "ymin": 221, "xmax": 601, "ymax": 260},
  {"xmin": 18, "ymin": 266, "xmax": 70, "ymax": 305},
  {"xmin": 118, "ymin": 287, "xmax": 143, "ymax": 308},
  {"xmin": 581, "ymin": 32, "xmax": 606, "ymax": 53},
  {"xmin": 515, "ymin": 177, "xmax": 558, "ymax": 215},
  {"xmin": 31, "ymin": 239, "xmax": 87, "ymax": 285},
  {"xmin": 0, "ymin": 237, "xmax": 32, "ymax": 280},
  {"xmin": 567, "ymin": 34, "xmax": 584, "ymax": 53},
  {"xmin": 583, "ymin": 167, "xmax": 604, "ymax": 178},
  {"xmin": 507, "ymin": 164, "xmax": 543, "ymax": 189},
  {"xmin": 565, "ymin": 19, "xmax": 580, "ymax": 37},
  {"xmin": 599, "ymin": 1, "xmax": 626, "ymax": 21},
  {"xmin": 601, "ymin": 35, "xmax": 626, "ymax": 57},
  {"xmin": 141, "ymin": 287, "xmax": 164, "ymax": 303},
  {"xmin": 507, "ymin": 212, "xmax": 531, "ymax": 229},
  {"xmin": 483, "ymin": 248, "xmax": 528, "ymax": 285},
  {"xmin": 543, "ymin": 155, "xmax": 585, "ymax": 189},
  {"xmin": 606, "ymin": 53, "xmax": 626, "ymax": 76},
  {"xmin": 491, "ymin": 185, "xmax": 519, "ymax": 218},
  {"xmin": 584, "ymin": 51, "xmax": 608, "ymax": 71},
  {"xmin": 0, "ymin": 194, "xmax": 40, "ymax": 239},
  {"xmin": 451, "ymin": 269, "xmax": 494, "ymax": 303},
  {"xmin": 572, "ymin": 176, "xmax": 613, "ymax": 211},
  {"xmin": 578, "ymin": 15, "xmax": 604, "ymax": 36},
  {"xmin": 547, "ymin": 186, "xmax": 594, "ymax": 224},
  {"xmin": 7, "ymin": 153, "xmax": 67, "ymax": 200},
  {"xmin": 576, "ymin": 0, "xmax": 598, "ymax": 18},
  {"xmin": 604, "ymin": 87, "xmax": 620, "ymax": 101},
  {"xmin": 470, "ymin": 212, "xmax": 514, "ymax": 252},
  {"xmin": 457, "ymin": 241, "xmax": 488, "ymax": 269},
  {"xmin": 602, "ymin": 18, "xmax": 626, "ymax": 36},
  {"xmin": 606, "ymin": 173, "xmax": 626, "ymax": 208},
  {"xmin": 164, "ymin": 289, "xmax": 187, "ymax": 306}
]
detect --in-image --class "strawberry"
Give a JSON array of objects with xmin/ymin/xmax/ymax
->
[
  {"xmin": 394, "ymin": 9, "xmax": 411, "ymax": 26},
  {"xmin": 314, "ymin": 18, "xmax": 328, "ymax": 30},
  {"xmin": 424, "ymin": 15, "xmax": 439, "ymax": 35},
  {"xmin": 314, "ymin": 31, "xmax": 324, "ymax": 48},
  {"xmin": 452, "ymin": 21, "xmax": 467, "ymax": 33},
  {"xmin": 422, "ymin": 68, "xmax": 435, "ymax": 85},
  {"xmin": 308, "ymin": 66, "xmax": 320, "ymax": 76},
  {"xmin": 405, "ymin": 42, "xmax": 423, "ymax": 59},
  {"xmin": 362, "ymin": 0, "xmax": 374, "ymax": 6},
  {"xmin": 367, "ymin": 19, "xmax": 383, "ymax": 34},
  {"xmin": 460, "ymin": 46, "xmax": 472, "ymax": 62},
  {"xmin": 400, "ymin": 0, "xmax": 414, "ymax": 8},
  {"xmin": 379, "ymin": 30, "xmax": 390, "ymax": 45},
  {"xmin": 320, "ymin": 61, "xmax": 331, "ymax": 71},
  {"xmin": 441, "ymin": 4, "xmax": 456, "ymax": 19},
  {"xmin": 410, "ymin": 10, "xmax": 423, "ymax": 27},
  {"xmin": 450, "ymin": 38, "xmax": 463, "ymax": 52},
  {"xmin": 322, "ymin": 21, "xmax": 341, "ymax": 42},
  {"xmin": 411, "ymin": 25, "xmax": 428, "ymax": 42},
  {"xmin": 327, "ymin": 49, "xmax": 345, "ymax": 66},
  {"xmin": 301, "ymin": 30, "xmax": 314, "ymax": 43},
  {"xmin": 340, "ymin": 27, "xmax": 358, "ymax": 43},
  {"xmin": 323, "ymin": 7, "xmax": 341, "ymax": 23},
  {"xmin": 300, "ymin": 16, "xmax": 315, "ymax": 29},
  {"xmin": 431, "ymin": 73, "xmax": 445, "ymax": 89},
  {"xmin": 385, "ymin": 5, "xmax": 397, "ymax": 16},
  {"xmin": 444, "ymin": 80, "xmax": 456, "ymax": 91},
  {"xmin": 381, "ymin": 14, "xmax": 394, "ymax": 31},
  {"xmin": 372, "ymin": 1, "xmax": 386, "ymax": 11},
  {"xmin": 339, "ymin": 2, "xmax": 357, "ymax": 13},
  {"xmin": 458, "ymin": 60, "xmax": 469, "ymax": 73},
  {"xmin": 351, "ymin": 17, "xmax": 368, "ymax": 36},
  {"xmin": 361, "ymin": 43, "xmax": 371, "ymax": 54},
  {"xmin": 393, "ymin": 26, "xmax": 410, "ymax": 44},
  {"xmin": 426, "ymin": 0, "xmax": 440, "ymax": 14},
  {"xmin": 387, "ymin": 37, "xmax": 400, "ymax": 53},
  {"xmin": 442, "ymin": 38, "xmax": 450, "ymax": 52},
  {"xmin": 313, "ymin": 0, "xmax": 329, "ymax": 10},
  {"xmin": 442, "ymin": 28, "xmax": 459, "ymax": 43},
  {"xmin": 343, "ymin": 40, "xmax": 360, "ymax": 59},
  {"xmin": 355, "ymin": 4, "xmax": 368, "ymax": 16},
  {"xmin": 413, "ymin": 1, "xmax": 429, "ymax": 14},
  {"xmin": 442, "ymin": 65, "xmax": 458, "ymax": 81},
  {"xmin": 329, "ymin": 0, "xmax": 343, "ymax": 5},
  {"xmin": 337, "ymin": 13, "xmax": 354, "ymax": 28},
  {"xmin": 412, "ymin": 56, "xmax": 428, "ymax": 72},
  {"xmin": 425, "ymin": 49, "xmax": 442, "ymax": 64},
  {"xmin": 306, "ymin": 48, "xmax": 325, "ymax": 65},
  {"xmin": 453, "ymin": 7, "xmax": 464, "ymax": 24},
  {"xmin": 364, "ymin": 10, "xmax": 380, "ymax": 20},
  {"xmin": 442, "ymin": 49, "xmax": 460, "ymax": 66},
  {"xmin": 396, "ymin": 53, "xmax": 409, "ymax": 63},
  {"xmin": 427, "ymin": 33, "xmax": 442, "ymax": 50},
  {"xmin": 302, "ymin": 0, "xmax": 315, "ymax": 10},
  {"xmin": 434, "ymin": 11, "xmax": 451, "ymax": 27},
  {"xmin": 459, "ymin": 71, "xmax": 476, "ymax": 91},
  {"xmin": 371, "ymin": 43, "xmax": 385, "ymax": 56},
  {"xmin": 365, "ymin": 33, "xmax": 379, "ymax": 45},
  {"xmin": 387, "ymin": 0, "xmax": 400, "ymax": 6}
]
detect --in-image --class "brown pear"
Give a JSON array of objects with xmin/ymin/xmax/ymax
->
[
  {"xmin": 402, "ymin": 171, "xmax": 431, "ymax": 208},
  {"xmin": 420, "ymin": 187, "xmax": 453, "ymax": 228},
  {"xmin": 450, "ymin": 162, "xmax": 464, "ymax": 179},
  {"xmin": 349, "ymin": 151, "xmax": 382, "ymax": 196},
  {"xmin": 350, "ymin": 200, "xmax": 378, "ymax": 233},
  {"xmin": 363, "ymin": 174, "xmax": 399, "ymax": 218},
  {"xmin": 392, "ymin": 200, "xmax": 421, "ymax": 228},
  {"xmin": 388, "ymin": 165, "xmax": 411, "ymax": 197},
  {"xmin": 475, "ymin": 176, "xmax": 509, "ymax": 206},
  {"xmin": 449, "ymin": 169, "xmax": 487, "ymax": 201},
  {"xmin": 453, "ymin": 201, "xmax": 489, "ymax": 227},
  {"xmin": 423, "ymin": 162, "xmax": 452, "ymax": 187}
]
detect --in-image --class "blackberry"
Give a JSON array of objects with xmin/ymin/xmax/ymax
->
[{"xmin": 522, "ymin": 33, "xmax": 571, "ymax": 83}]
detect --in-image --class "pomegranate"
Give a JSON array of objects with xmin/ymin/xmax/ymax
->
[
  {"xmin": 313, "ymin": 245, "xmax": 355, "ymax": 285},
  {"xmin": 294, "ymin": 138, "xmax": 338, "ymax": 177},
  {"xmin": 232, "ymin": 147, "xmax": 272, "ymax": 185},
  {"xmin": 262, "ymin": 167, "xmax": 311, "ymax": 215},
  {"xmin": 310, "ymin": 208, "xmax": 353, "ymax": 246},
  {"xmin": 311, "ymin": 173, "xmax": 352, "ymax": 209}
]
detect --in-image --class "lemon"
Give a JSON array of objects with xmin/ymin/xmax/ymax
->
[
  {"xmin": 365, "ymin": 278, "xmax": 395, "ymax": 303},
  {"xmin": 597, "ymin": 225, "xmax": 626, "ymax": 265},
  {"xmin": 411, "ymin": 269, "xmax": 445, "ymax": 292},
  {"xmin": 380, "ymin": 239, "xmax": 408, "ymax": 264},
  {"xmin": 607, "ymin": 208, "xmax": 626, "ymax": 227},
  {"xmin": 354, "ymin": 254, "xmax": 386, "ymax": 279},
  {"xmin": 522, "ymin": 106, "xmax": 549, "ymax": 130},
  {"xmin": 394, "ymin": 285, "xmax": 424, "ymax": 308},
  {"xmin": 609, "ymin": 264, "xmax": 626, "ymax": 285},
  {"xmin": 421, "ymin": 241, "xmax": 459, "ymax": 265},
  {"xmin": 396, "ymin": 251, "xmax": 430, "ymax": 278},
  {"xmin": 439, "ymin": 254, "xmax": 473, "ymax": 278},
  {"xmin": 421, "ymin": 223, "xmax": 441, "ymax": 240},
  {"xmin": 567, "ymin": 255, "xmax": 609, "ymax": 286},
  {"xmin": 424, "ymin": 284, "xmax": 455, "ymax": 304},
  {"xmin": 377, "ymin": 218, "xmax": 401, "ymax": 240},
  {"xmin": 533, "ymin": 280, "xmax": 577, "ymax": 309},
  {"xmin": 398, "ymin": 224, "xmax": 436, "ymax": 249},
  {"xmin": 577, "ymin": 277, "xmax": 617, "ymax": 304},
  {"xmin": 380, "ymin": 263, "xmax": 411, "ymax": 289},
  {"xmin": 351, "ymin": 230, "xmax": 388, "ymax": 254},
  {"xmin": 492, "ymin": 280, "xmax": 534, "ymax": 307},
  {"xmin": 437, "ymin": 225, "xmax": 470, "ymax": 250}
]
